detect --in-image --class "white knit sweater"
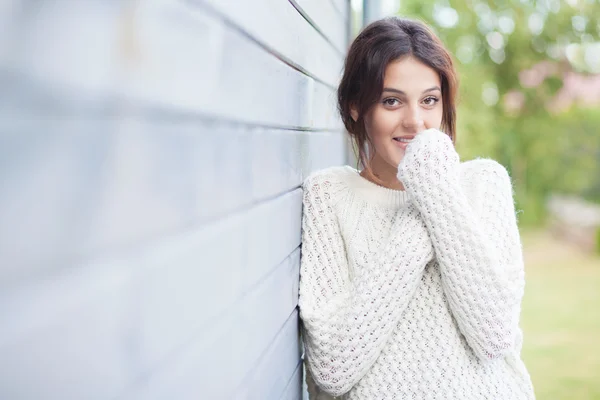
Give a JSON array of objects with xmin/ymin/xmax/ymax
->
[{"xmin": 299, "ymin": 129, "xmax": 535, "ymax": 399}]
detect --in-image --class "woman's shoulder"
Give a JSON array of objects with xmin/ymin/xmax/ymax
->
[
  {"xmin": 302, "ymin": 165, "xmax": 354, "ymax": 205},
  {"xmin": 303, "ymin": 165, "xmax": 354, "ymax": 190},
  {"xmin": 460, "ymin": 158, "xmax": 512, "ymax": 188},
  {"xmin": 459, "ymin": 158, "xmax": 515, "ymax": 206}
]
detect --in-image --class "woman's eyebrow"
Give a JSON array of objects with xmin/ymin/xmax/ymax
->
[{"xmin": 382, "ymin": 86, "xmax": 442, "ymax": 95}]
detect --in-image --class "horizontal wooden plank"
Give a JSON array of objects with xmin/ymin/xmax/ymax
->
[
  {"xmin": 0, "ymin": 127, "xmax": 345, "ymax": 287},
  {"xmin": 0, "ymin": 256, "xmax": 137, "ymax": 400},
  {"xmin": 0, "ymin": 193, "xmax": 302, "ymax": 399},
  {"xmin": 198, "ymin": 0, "xmax": 343, "ymax": 87},
  {"xmin": 0, "ymin": 130, "xmax": 120, "ymax": 288},
  {"xmin": 1, "ymin": 1, "xmax": 341, "ymax": 130},
  {"xmin": 280, "ymin": 362, "xmax": 304, "ymax": 400},
  {"xmin": 292, "ymin": 0, "xmax": 348, "ymax": 53},
  {"xmin": 120, "ymin": 252, "xmax": 301, "ymax": 400},
  {"xmin": 234, "ymin": 310, "xmax": 302, "ymax": 400},
  {"xmin": 4, "ymin": 1, "xmax": 121, "ymax": 95}
]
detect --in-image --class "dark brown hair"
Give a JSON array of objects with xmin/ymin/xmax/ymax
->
[{"xmin": 338, "ymin": 17, "xmax": 459, "ymax": 173}]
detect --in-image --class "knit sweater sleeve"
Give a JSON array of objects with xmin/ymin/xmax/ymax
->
[
  {"xmin": 397, "ymin": 129, "xmax": 525, "ymax": 362},
  {"xmin": 299, "ymin": 171, "xmax": 434, "ymax": 396}
]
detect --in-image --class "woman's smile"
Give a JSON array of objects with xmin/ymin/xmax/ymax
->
[{"xmin": 393, "ymin": 135, "xmax": 416, "ymax": 150}]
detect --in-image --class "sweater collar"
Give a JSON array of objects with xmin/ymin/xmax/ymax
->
[{"xmin": 342, "ymin": 166, "xmax": 411, "ymax": 209}]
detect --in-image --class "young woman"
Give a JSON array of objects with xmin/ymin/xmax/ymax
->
[{"xmin": 298, "ymin": 17, "xmax": 535, "ymax": 399}]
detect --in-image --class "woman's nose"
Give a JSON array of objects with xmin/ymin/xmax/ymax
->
[{"xmin": 402, "ymin": 107, "xmax": 425, "ymax": 132}]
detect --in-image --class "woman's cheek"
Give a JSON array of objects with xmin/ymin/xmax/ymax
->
[
  {"xmin": 427, "ymin": 109, "xmax": 444, "ymax": 130},
  {"xmin": 375, "ymin": 108, "xmax": 398, "ymax": 135}
]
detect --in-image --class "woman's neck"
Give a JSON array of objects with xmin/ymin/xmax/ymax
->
[{"xmin": 359, "ymin": 157, "xmax": 405, "ymax": 191}]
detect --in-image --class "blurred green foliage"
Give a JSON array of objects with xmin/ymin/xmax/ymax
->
[{"xmin": 397, "ymin": 0, "xmax": 600, "ymax": 225}]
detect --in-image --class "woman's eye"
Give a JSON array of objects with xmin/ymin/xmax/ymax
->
[
  {"xmin": 423, "ymin": 96, "xmax": 439, "ymax": 106},
  {"xmin": 383, "ymin": 98, "xmax": 400, "ymax": 106}
]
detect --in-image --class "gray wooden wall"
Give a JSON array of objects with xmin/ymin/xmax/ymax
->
[{"xmin": 0, "ymin": 1, "xmax": 349, "ymax": 399}]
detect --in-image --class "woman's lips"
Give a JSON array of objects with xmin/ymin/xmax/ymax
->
[{"xmin": 393, "ymin": 137, "xmax": 413, "ymax": 150}]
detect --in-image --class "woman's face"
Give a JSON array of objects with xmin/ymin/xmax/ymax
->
[{"xmin": 354, "ymin": 56, "xmax": 444, "ymax": 171}]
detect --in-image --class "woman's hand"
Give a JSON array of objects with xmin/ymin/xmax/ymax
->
[{"xmin": 397, "ymin": 128, "xmax": 460, "ymax": 190}]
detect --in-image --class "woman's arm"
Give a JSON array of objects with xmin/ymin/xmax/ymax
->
[
  {"xmin": 299, "ymin": 172, "xmax": 434, "ymax": 396},
  {"xmin": 397, "ymin": 129, "xmax": 525, "ymax": 362}
]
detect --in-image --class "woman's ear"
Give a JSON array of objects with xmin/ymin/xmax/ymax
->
[{"xmin": 350, "ymin": 105, "xmax": 358, "ymax": 122}]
